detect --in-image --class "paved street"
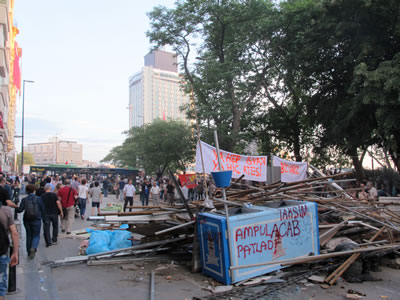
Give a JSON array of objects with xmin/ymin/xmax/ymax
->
[
  {"xmin": 6, "ymin": 193, "xmax": 400, "ymax": 300},
  {"xmin": 6, "ymin": 194, "xmax": 211, "ymax": 300}
]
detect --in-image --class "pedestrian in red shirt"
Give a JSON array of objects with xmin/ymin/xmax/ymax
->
[{"xmin": 57, "ymin": 179, "xmax": 77, "ymax": 234}]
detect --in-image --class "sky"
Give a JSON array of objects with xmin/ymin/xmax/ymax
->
[{"xmin": 13, "ymin": 0, "xmax": 176, "ymax": 163}]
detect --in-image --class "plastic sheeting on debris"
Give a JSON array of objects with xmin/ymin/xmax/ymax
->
[{"xmin": 86, "ymin": 229, "xmax": 132, "ymax": 255}]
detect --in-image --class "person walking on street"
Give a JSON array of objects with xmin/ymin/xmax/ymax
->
[
  {"xmin": 181, "ymin": 182, "xmax": 189, "ymax": 202},
  {"xmin": 57, "ymin": 179, "xmax": 77, "ymax": 235},
  {"xmin": 0, "ymin": 177, "xmax": 17, "ymax": 209},
  {"xmin": 102, "ymin": 177, "xmax": 109, "ymax": 198},
  {"xmin": 166, "ymin": 181, "xmax": 175, "ymax": 206},
  {"xmin": 89, "ymin": 181, "xmax": 102, "ymax": 217},
  {"xmin": 71, "ymin": 176, "xmax": 79, "ymax": 193},
  {"xmin": 118, "ymin": 178, "xmax": 125, "ymax": 201},
  {"xmin": 140, "ymin": 179, "xmax": 151, "ymax": 206},
  {"xmin": 196, "ymin": 181, "xmax": 204, "ymax": 200},
  {"xmin": 41, "ymin": 184, "xmax": 63, "ymax": 247},
  {"xmin": 4, "ymin": 178, "xmax": 13, "ymax": 204},
  {"xmin": 12, "ymin": 177, "xmax": 20, "ymax": 203},
  {"xmin": 35, "ymin": 181, "xmax": 46, "ymax": 197},
  {"xmin": 150, "ymin": 182, "xmax": 160, "ymax": 206},
  {"xmin": 16, "ymin": 184, "xmax": 46, "ymax": 258},
  {"xmin": 0, "ymin": 202, "xmax": 19, "ymax": 299},
  {"xmin": 78, "ymin": 179, "xmax": 89, "ymax": 220},
  {"xmin": 123, "ymin": 179, "xmax": 136, "ymax": 212}
]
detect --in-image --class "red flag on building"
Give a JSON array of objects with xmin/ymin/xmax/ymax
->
[{"xmin": 13, "ymin": 42, "xmax": 21, "ymax": 92}]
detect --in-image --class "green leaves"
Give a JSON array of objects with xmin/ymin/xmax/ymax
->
[
  {"xmin": 145, "ymin": 0, "xmax": 400, "ymax": 176},
  {"xmin": 102, "ymin": 120, "xmax": 195, "ymax": 175}
]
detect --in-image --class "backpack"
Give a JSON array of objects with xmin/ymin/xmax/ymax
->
[
  {"xmin": 0, "ymin": 221, "xmax": 10, "ymax": 255},
  {"xmin": 24, "ymin": 195, "xmax": 38, "ymax": 221}
]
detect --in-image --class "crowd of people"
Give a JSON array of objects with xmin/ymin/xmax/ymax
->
[{"xmin": 116, "ymin": 176, "xmax": 217, "ymax": 212}]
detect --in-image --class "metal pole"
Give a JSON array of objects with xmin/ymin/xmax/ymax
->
[
  {"xmin": 20, "ymin": 80, "xmax": 34, "ymax": 173},
  {"xmin": 150, "ymin": 271, "xmax": 155, "ymax": 300},
  {"xmin": 20, "ymin": 80, "xmax": 25, "ymax": 173},
  {"xmin": 213, "ymin": 130, "xmax": 235, "ymax": 280},
  {"xmin": 191, "ymin": 89, "xmax": 209, "ymax": 202}
]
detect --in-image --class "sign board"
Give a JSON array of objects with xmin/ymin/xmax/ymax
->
[
  {"xmin": 178, "ymin": 174, "xmax": 197, "ymax": 189},
  {"xmin": 195, "ymin": 141, "xmax": 267, "ymax": 182},
  {"xmin": 272, "ymin": 156, "xmax": 307, "ymax": 183}
]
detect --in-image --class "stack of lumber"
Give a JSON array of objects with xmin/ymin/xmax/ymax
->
[{"xmin": 73, "ymin": 168, "xmax": 400, "ymax": 287}]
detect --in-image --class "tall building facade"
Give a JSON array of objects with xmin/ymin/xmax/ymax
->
[
  {"xmin": 0, "ymin": 0, "xmax": 20, "ymax": 172},
  {"xmin": 26, "ymin": 138, "xmax": 83, "ymax": 165},
  {"xmin": 128, "ymin": 50, "xmax": 190, "ymax": 128}
]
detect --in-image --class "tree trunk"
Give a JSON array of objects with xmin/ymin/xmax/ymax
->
[
  {"xmin": 293, "ymin": 129, "xmax": 302, "ymax": 162},
  {"xmin": 348, "ymin": 147, "xmax": 365, "ymax": 180},
  {"xmin": 230, "ymin": 105, "xmax": 241, "ymax": 152}
]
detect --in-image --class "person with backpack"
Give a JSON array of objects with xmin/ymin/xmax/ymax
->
[
  {"xmin": 41, "ymin": 184, "xmax": 63, "ymax": 247},
  {"xmin": 16, "ymin": 184, "xmax": 46, "ymax": 259},
  {"xmin": 0, "ymin": 202, "xmax": 19, "ymax": 300}
]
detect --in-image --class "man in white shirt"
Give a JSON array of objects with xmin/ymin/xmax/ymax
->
[
  {"xmin": 181, "ymin": 182, "xmax": 189, "ymax": 202},
  {"xmin": 123, "ymin": 179, "xmax": 136, "ymax": 212},
  {"xmin": 367, "ymin": 181, "xmax": 378, "ymax": 202},
  {"xmin": 150, "ymin": 182, "xmax": 160, "ymax": 206}
]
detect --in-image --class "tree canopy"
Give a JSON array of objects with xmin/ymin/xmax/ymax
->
[
  {"xmin": 17, "ymin": 152, "xmax": 35, "ymax": 166},
  {"xmin": 145, "ymin": 0, "xmax": 400, "ymax": 178},
  {"xmin": 101, "ymin": 120, "xmax": 195, "ymax": 176}
]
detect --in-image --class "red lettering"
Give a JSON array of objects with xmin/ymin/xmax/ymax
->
[
  {"xmin": 272, "ymin": 224, "xmax": 279, "ymax": 237},
  {"xmin": 286, "ymin": 220, "xmax": 293, "ymax": 237},
  {"xmin": 268, "ymin": 240, "xmax": 274, "ymax": 250},
  {"xmin": 235, "ymin": 228, "xmax": 243, "ymax": 242},
  {"xmin": 244, "ymin": 227, "xmax": 254, "ymax": 239},
  {"xmin": 261, "ymin": 241, "xmax": 267, "ymax": 251},
  {"xmin": 279, "ymin": 222, "xmax": 287, "ymax": 237},
  {"xmin": 243, "ymin": 245, "xmax": 251, "ymax": 259},
  {"xmin": 293, "ymin": 220, "xmax": 300, "ymax": 236},
  {"xmin": 237, "ymin": 245, "xmax": 243, "ymax": 258},
  {"xmin": 254, "ymin": 225, "xmax": 260, "ymax": 237}
]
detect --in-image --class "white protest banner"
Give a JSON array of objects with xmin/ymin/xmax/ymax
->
[
  {"xmin": 195, "ymin": 141, "xmax": 267, "ymax": 182},
  {"xmin": 272, "ymin": 156, "xmax": 308, "ymax": 183}
]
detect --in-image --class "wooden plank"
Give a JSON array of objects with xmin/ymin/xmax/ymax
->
[
  {"xmin": 104, "ymin": 214, "xmax": 171, "ymax": 222},
  {"xmin": 229, "ymin": 243, "xmax": 400, "ymax": 271},
  {"xmin": 320, "ymin": 221, "xmax": 348, "ymax": 246},
  {"xmin": 168, "ymin": 169, "xmax": 194, "ymax": 220},
  {"xmin": 325, "ymin": 226, "xmax": 387, "ymax": 285},
  {"xmin": 99, "ymin": 211, "xmax": 165, "ymax": 216}
]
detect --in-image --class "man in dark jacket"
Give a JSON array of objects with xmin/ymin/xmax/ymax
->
[
  {"xmin": 140, "ymin": 179, "xmax": 152, "ymax": 206},
  {"xmin": 41, "ymin": 184, "xmax": 63, "ymax": 247},
  {"xmin": 16, "ymin": 184, "xmax": 46, "ymax": 258}
]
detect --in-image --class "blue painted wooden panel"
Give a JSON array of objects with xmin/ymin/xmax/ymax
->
[
  {"xmin": 197, "ymin": 213, "xmax": 231, "ymax": 284},
  {"xmin": 198, "ymin": 201, "xmax": 319, "ymax": 284}
]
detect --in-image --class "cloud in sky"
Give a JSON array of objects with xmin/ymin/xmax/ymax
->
[{"xmin": 13, "ymin": 0, "xmax": 176, "ymax": 162}]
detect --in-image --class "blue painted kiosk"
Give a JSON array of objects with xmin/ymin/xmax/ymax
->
[{"xmin": 197, "ymin": 200, "xmax": 319, "ymax": 284}]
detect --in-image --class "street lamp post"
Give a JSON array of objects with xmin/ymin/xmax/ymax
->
[{"xmin": 20, "ymin": 80, "xmax": 34, "ymax": 173}]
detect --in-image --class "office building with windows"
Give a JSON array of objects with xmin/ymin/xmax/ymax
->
[
  {"xmin": 128, "ymin": 50, "xmax": 190, "ymax": 128},
  {"xmin": 26, "ymin": 138, "xmax": 83, "ymax": 165}
]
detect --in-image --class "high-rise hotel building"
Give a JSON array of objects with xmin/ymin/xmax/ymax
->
[{"xmin": 128, "ymin": 50, "xmax": 190, "ymax": 128}]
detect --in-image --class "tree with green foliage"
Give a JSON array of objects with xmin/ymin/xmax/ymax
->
[
  {"xmin": 17, "ymin": 152, "xmax": 35, "ymax": 166},
  {"xmin": 146, "ymin": 0, "xmax": 400, "ymax": 179},
  {"xmin": 289, "ymin": 0, "xmax": 400, "ymax": 178},
  {"xmin": 101, "ymin": 120, "xmax": 195, "ymax": 175},
  {"xmin": 147, "ymin": 0, "xmax": 275, "ymax": 152}
]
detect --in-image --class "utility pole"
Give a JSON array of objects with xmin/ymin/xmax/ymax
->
[{"xmin": 20, "ymin": 80, "xmax": 34, "ymax": 173}]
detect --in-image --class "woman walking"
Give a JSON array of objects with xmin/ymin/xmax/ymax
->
[
  {"xmin": 78, "ymin": 179, "xmax": 89, "ymax": 219},
  {"xmin": 16, "ymin": 184, "xmax": 46, "ymax": 258}
]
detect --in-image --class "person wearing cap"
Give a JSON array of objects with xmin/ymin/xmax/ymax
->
[{"xmin": 41, "ymin": 184, "xmax": 63, "ymax": 247}]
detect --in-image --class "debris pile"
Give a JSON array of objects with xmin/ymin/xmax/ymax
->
[{"xmin": 52, "ymin": 168, "xmax": 400, "ymax": 299}]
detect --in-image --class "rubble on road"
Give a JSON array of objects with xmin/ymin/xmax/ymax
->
[{"xmin": 52, "ymin": 168, "xmax": 400, "ymax": 299}]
